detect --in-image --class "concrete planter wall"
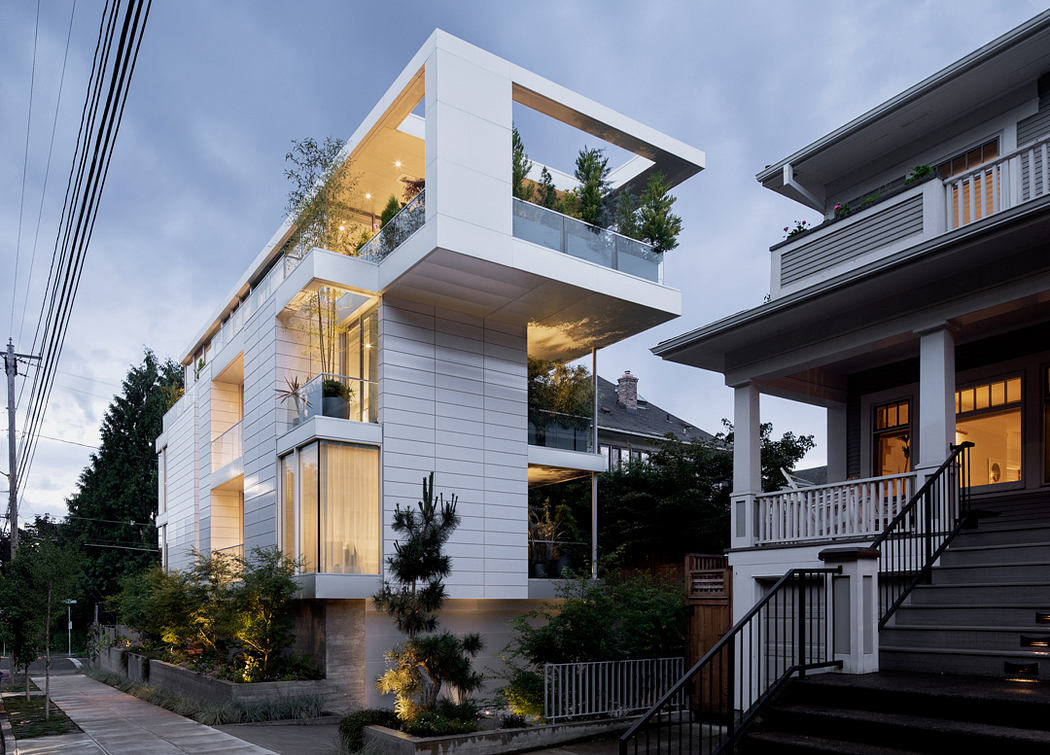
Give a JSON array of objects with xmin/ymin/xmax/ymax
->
[
  {"xmin": 363, "ymin": 718, "xmax": 636, "ymax": 755},
  {"xmin": 91, "ymin": 648, "xmax": 340, "ymax": 712}
]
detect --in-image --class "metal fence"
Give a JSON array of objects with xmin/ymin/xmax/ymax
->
[{"xmin": 544, "ymin": 657, "xmax": 685, "ymax": 722}]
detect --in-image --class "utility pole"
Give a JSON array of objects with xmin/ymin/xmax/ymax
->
[{"xmin": 5, "ymin": 338, "xmax": 41, "ymax": 558}]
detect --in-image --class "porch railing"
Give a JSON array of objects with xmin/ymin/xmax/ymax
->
[
  {"xmin": 755, "ymin": 471, "xmax": 916, "ymax": 545},
  {"xmin": 946, "ymin": 135, "xmax": 1050, "ymax": 229},
  {"xmin": 544, "ymin": 657, "xmax": 685, "ymax": 723},
  {"xmin": 872, "ymin": 442, "xmax": 973, "ymax": 626},
  {"xmin": 619, "ymin": 567, "xmax": 840, "ymax": 755}
]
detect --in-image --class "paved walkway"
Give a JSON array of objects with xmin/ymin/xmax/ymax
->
[{"xmin": 24, "ymin": 674, "xmax": 278, "ymax": 754}]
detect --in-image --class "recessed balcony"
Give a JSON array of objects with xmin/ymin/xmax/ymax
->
[
  {"xmin": 527, "ymin": 408, "xmax": 593, "ymax": 453},
  {"xmin": 211, "ymin": 420, "xmax": 242, "ymax": 472}
]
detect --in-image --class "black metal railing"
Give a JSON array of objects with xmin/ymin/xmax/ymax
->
[
  {"xmin": 619, "ymin": 567, "xmax": 840, "ymax": 755},
  {"xmin": 871, "ymin": 441, "xmax": 973, "ymax": 627}
]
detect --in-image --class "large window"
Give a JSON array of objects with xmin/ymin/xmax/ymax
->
[
  {"xmin": 956, "ymin": 376, "xmax": 1022, "ymax": 486},
  {"xmin": 340, "ymin": 307, "xmax": 378, "ymax": 423},
  {"xmin": 873, "ymin": 400, "xmax": 910, "ymax": 477},
  {"xmin": 280, "ymin": 441, "xmax": 379, "ymax": 574}
]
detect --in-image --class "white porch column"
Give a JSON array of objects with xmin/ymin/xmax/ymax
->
[
  {"xmin": 917, "ymin": 325, "xmax": 956, "ymax": 472},
  {"xmin": 731, "ymin": 382, "xmax": 761, "ymax": 548},
  {"xmin": 826, "ymin": 402, "xmax": 847, "ymax": 483}
]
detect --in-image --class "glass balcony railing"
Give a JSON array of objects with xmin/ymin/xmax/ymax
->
[
  {"xmin": 286, "ymin": 373, "xmax": 378, "ymax": 427},
  {"xmin": 512, "ymin": 198, "xmax": 663, "ymax": 283},
  {"xmin": 214, "ymin": 543, "xmax": 244, "ymax": 561},
  {"xmin": 357, "ymin": 190, "xmax": 426, "ymax": 262},
  {"xmin": 211, "ymin": 420, "xmax": 243, "ymax": 471},
  {"xmin": 528, "ymin": 408, "xmax": 594, "ymax": 452}
]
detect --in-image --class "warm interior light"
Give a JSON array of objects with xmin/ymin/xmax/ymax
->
[
  {"xmin": 1021, "ymin": 635, "xmax": 1050, "ymax": 648},
  {"xmin": 365, "ymin": 192, "xmax": 372, "ymax": 200},
  {"xmin": 394, "ymin": 160, "xmax": 402, "ymax": 168},
  {"xmin": 1036, "ymin": 611, "xmax": 1050, "ymax": 625}
]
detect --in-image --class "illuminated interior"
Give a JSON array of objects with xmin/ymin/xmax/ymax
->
[{"xmin": 955, "ymin": 376, "xmax": 1022, "ymax": 486}]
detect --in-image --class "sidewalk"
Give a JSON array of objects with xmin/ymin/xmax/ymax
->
[{"xmin": 25, "ymin": 673, "xmax": 279, "ymax": 754}]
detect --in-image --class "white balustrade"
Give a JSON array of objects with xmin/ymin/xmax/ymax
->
[
  {"xmin": 755, "ymin": 472, "xmax": 917, "ymax": 545},
  {"xmin": 946, "ymin": 135, "xmax": 1050, "ymax": 229}
]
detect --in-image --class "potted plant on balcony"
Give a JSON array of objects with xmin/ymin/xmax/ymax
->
[
  {"xmin": 528, "ymin": 501, "xmax": 564, "ymax": 579},
  {"xmin": 322, "ymin": 377, "xmax": 353, "ymax": 420},
  {"xmin": 276, "ymin": 375, "xmax": 309, "ymax": 426}
]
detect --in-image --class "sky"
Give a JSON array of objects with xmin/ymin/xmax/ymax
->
[{"xmin": 1, "ymin": 0, "xmax": 1045, "ymax": 522}]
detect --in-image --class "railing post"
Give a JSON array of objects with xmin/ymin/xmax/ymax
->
[
  {"xmin": 797, "ymin": 573, "xmax": 807, "ymax": 678},
  {"xmin": 819, "ymin": 548, "xmax": 879, "ymax": 673},
  {"xmin": 726, "ymin": 637, "xmax": 736, "ymax": 740}
]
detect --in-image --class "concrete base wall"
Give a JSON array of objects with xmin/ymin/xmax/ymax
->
[{"xmin": 363, "ymin": 718, "xmax": 635, "ymax": 755}]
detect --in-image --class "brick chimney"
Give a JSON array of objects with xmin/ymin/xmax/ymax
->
[{"xmin": 616, "ymin": 370, "xmax": 639, "ymax": 409}]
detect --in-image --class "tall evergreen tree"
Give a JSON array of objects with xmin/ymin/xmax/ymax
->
[
  {"xmin": 64, "ymin": 350, "xmax": 183, "ymax": 619},
  {"xmin": 536, "ymin": 166, "xmax": 559, "ymax": 209},
  {"xmin": 637, "ymin": 172, "xmax": 683, "ymax": 253},
  {"xmin": 511, "ymin": 126, "xmax": 534, "ymax": 201},
  {"xmin": 568, "ymin": 147, "xmax": 610, "ymax": 226}
]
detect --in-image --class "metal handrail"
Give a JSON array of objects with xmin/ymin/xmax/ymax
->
[
  {"xmin": 619, "ymin": 566, "xmax": 841, "ymax": 755},
  {"xmin": 871, "ymin": 441, "xmax": 973, "ymax": 626}
]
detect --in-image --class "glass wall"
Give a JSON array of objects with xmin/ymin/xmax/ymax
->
[
  {"xmin": 281, "ymin": 441, "xmax": 380, "ymax": 574},
  {"xmin": 955, "ymin": 376, "xmax": 1022, "ymax": 486}
]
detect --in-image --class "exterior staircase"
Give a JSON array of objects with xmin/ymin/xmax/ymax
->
[
  {"xmin": 742, "ymin": 495, "xmax": 1050, "ymax": 752},
  {"xmin": 880, "ymin": 494, "xmax": 1050, "ymax": 679},
  {"xmin": 742, "ymin": 671, "xmax": 1050, "ymax": 753}
]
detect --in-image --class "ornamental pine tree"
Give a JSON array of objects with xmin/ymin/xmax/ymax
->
[
  {"xmin": 374, "ymin": 473, "xmax": 483, "ymax": 719},
  {"xmin": 537, "ymin": 166, "xmax": 559, "ymax": 209}
]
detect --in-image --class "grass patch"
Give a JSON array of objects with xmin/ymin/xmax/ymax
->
[
  {"xmin": 86, "ymin": 669, "xmax": 324, "ymax": 725},
  {"xmin": 3, "ymin": 686, "xmax": 80, "ymax": 740}
]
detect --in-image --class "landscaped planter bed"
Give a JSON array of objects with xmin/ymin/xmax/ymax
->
[
  {"xmin": 362, "ymin": 717, "xmax": 636, "ymax": 755},
  {"xmin": 92, "ymin": 647, "xmax": 340, "ymax": 711}
]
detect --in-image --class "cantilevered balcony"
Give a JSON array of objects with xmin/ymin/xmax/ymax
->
[
  {"xmin": 527, "ymin": 408, "xmax": 593, "ymax": 453},
  {"xmin": 513, "ymin": 198, "xmax": 663, "ymax": 283},
  {"xmin": 286, "ymin": 373, "xmax": 378, "ymax": 427},
  {"xmin": 771, "ymin": 135, "xmax": 1050, "ymax": 297}
]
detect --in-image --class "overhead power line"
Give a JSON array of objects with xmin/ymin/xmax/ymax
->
[{"xmin": 14, "ymin": 0, "xmax": 152, "ymax": 519}]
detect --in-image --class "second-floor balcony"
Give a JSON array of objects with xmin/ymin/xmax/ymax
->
[
  {"xmin": 513, "ymin": 198, "xmax": 664, "ymax": 283},
  {"xmin": 771, "ymin": 134, "xmax": 1050, "ymax": 296},
  {"xmin": 286, "ymin": 373, "xmax": 378, "ymax": 427},
  {"xmin": 528, "ymin": 408, "xmax": 594, "ymax": 452}
]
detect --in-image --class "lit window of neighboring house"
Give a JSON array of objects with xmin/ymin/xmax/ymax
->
[
  {"xmin": 937, "ymin": 138, "xmax": 999, "ymax": 227},
  {"xmin": 873, "ymin": 400, "xmax": 911, "ymax": 477},
  {"xmin": 956, "ymin": 375, "xmax": 1022, "ymax": 486}
]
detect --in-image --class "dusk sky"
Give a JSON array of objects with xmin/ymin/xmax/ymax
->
[{"xmin": 2, "ymin": 1, "xmax": 1044, "ymax": 522}]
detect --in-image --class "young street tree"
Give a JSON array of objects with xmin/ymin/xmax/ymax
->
[
  {"xmin": 64, "ymin": 350, "xmax": 182, "ymax": 622},
  {"xmin": 0, "ymin": 526, "xmax": 80, "ymax": 718},
  {"xmin": 374, "ymin": 473, "xmax": 483, "ymax": 720}
]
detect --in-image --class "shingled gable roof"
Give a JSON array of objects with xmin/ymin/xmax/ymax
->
[{"xmin": 595, "ymin": 376, "xmax": 714, "ymax": 444}]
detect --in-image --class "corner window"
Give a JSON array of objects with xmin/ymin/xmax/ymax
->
[
  {"xmin": 284, "ymin": 441, "xmax": 380, "ymax": 574},
  {"xmin": 956, "ymin": 376, "xmax": 1021, "ymax": 486},
  {"xmin": 873, "ymin": 400, "xmax": 911, "ymax": 476}
]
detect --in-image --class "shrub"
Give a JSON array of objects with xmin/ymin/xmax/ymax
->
[
  {"xmin": 339, "ymin": 709, "xmax": 400, "ymax": 752},
  {"xmin": 402, "ymin": 711, "xmax": 477, "ymax": 737},
  {"xmin": 499, "ymin": 668, "xmax": 544, "ymax": 719}
]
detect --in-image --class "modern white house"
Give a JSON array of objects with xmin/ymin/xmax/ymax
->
[
  {"xmin": 653, "ymin": 10, "xmax": 1050, "ymax": 681},
  {"xmin": 154, "ymin": 30, "xmax": 704, "ymax": 711}
]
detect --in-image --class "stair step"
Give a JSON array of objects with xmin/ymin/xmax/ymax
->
[
  {"xmin": 762, "ymin": 703, "xmax": 1050, "ymax": 752},
  {"xmin": 931, "ymin": 562, "xmax": 1050, "ymax": 584},
  {"xmin": 743, "ymin": 730, "xmax": 914, "ymax": 754},
  {"xmin": 891, "ymin": 604, "xmax": 1050, "ymax": 626},
  {"xmin": 880, "ymin": 624, "xmax": 1050, "ymax": 651},
  {"xmin": 907, "ymin": 582, "xmax": 1050, "ymax": 603},
  {"xmin": 880, "ymin": 645, "xmax": 1050, "ymax": 679},
  {"xmin": 941, "ymin": 541, "xmax": 1050, "ymax": 566},
  {"xmin": 954, "ymin": 525, "xmax": 1050, "ymax": 545}
]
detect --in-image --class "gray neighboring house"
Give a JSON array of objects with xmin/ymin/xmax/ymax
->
[{"xmin": 596, "ymin": 370, "xmax": 714, "ymax": 469}]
